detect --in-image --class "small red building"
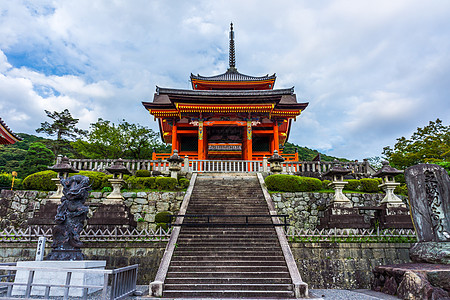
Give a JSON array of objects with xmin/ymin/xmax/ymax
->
[
  {"xmin": 142, "ymin": 24, "xmax": 308, "ymax": 160},
  {"xmin": 0, "ymin": 118, "xmax": 21, "ymax": 145}
]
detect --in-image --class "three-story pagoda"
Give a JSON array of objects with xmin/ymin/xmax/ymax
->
[{"xmin": 142, "ymin": 24, "xmax": 308, "ymax": 160}]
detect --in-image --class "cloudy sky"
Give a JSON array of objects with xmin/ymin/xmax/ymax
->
[{"xmin": 1, "ymin": 0, "xmax": 449, "ymax": 160}]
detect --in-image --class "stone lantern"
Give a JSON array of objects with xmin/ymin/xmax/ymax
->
[
  {"xmin": 48, "ymin": 155, "xmax": 78, "ymax": 200},
  {"xmin": 105, "ymin": 158, "xmax": 131, "ymax": 203},
  {"xmin": 323, "ymin": 161, "xmax": 352, "ymax": 207},
  {"xmin": 374, "ymin": 161, "xmax": 404, "ymax": 207},
  {"xmin": 167, "ymin": 150, "xmax": 183, "ymax": 179},
  {"xmin": 268, "ymin": 150, "xmax": 284, "ymax": 174}
]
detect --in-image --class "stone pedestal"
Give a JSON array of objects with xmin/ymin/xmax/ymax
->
[
  {"xmin": 379, "ymin": 182, "xmax": 404, "ymax": 206},
  {"xmin": 329, "ymin": 181, "xmax": 352, "ymax": 207},
  {"xmin": 88, "ymin": 202, "xmax": 137, "ymax": 229},
  {"xmin": 12, "ymin": 260, "xmax": 106, "ymax": 297},
  {"xmin": 318, "ymin": 202, "xmax": 369, "ymax": 229},
  {"xmin": 106, "ymin": 178, "xmax": 125, "ymax": 203},
  {"xmin": 379, "ymin": 203, "xmax": 414, "ymax": 229},
  {"xmin": 49, "ymin": 178, "xmax": 63, "ymax": 200}
]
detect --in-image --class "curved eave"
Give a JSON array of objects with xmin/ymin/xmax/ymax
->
[{"xmin": 0, "ymin": 118, "xmax": 22, "ymax": 145}]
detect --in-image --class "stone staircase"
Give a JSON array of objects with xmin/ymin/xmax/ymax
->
[{"xmin": 163, "ymin": 174, "xmax": 296, "ymax": 298}]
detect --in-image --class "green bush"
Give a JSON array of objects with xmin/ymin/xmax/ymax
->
[
  {"xmin": 0, "ymin": 173, "xmax": 13, "ymax": 187},
  {"xmin": 156, "ymin": 177, "xmax": 178, "ymax": 190},
  {"xmin": 155, "ymin": 211, "xmax": 173, "ymax": 223},
  {"xmin": 126, "ymin": 176, "xmax": 156, "ymax": 189},
  {"xmin": 265, "ymin": 175, "xmax": 322, "ymax": 192},
  {"xmin": 345, "ymin": 179, "xmax": 361, "ymax": 191},
  {"xmin": 394, "ymin": 183, "xmax": 408, "ymax": 196},
  {"xmin": 101, "ymin": 186, "xmax": 112, "ymax": 193},
  {"xmin": 69, "ymin": 171, "xmax": 108, "ymax": 190},
  {"xmin": 436, "ymin": 162, "xmax": 450, "ymax": 176},
  {"xmin": 135, "ymin": 170, "xmax": 151, "ymax": 177},
  {"xmin": 322, "ymin": 180, "xmax": 331, "ymax": 189},
  {"xmin": 23, "ymin": 170, "xmax": 57, "ymax": 191},
  {"xmin": 360, "ymin": 178, "xmax": 381, "ymax": 193},
  {"xmin": 178, "ymin": 178, "xmax": 190, "ymax": 189},
  {"xmin": 156, "ymin": 222, "xmax": 170, "ymax": 231}
]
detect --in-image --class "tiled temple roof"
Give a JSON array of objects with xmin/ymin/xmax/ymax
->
[{"xmin": 0, "ymin": 118, "xmax": 22, "ymax": 144}]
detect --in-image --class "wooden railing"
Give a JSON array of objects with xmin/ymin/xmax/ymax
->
[{"xmin": 61, "ymin": 157, "xmax": 374, "ymax": 176}]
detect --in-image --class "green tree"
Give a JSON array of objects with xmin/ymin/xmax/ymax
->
[
  {"xmin": 19, "ymin": 142, "xmax": 54, "ymax": 178},
  {"xmin": 36, "ymin": 109, "xmax": 87, "ymax": 155},
  {"xmin": 72, "ymin": 119, "xmax": 167, "ymax": 159},
  {"xmin": 383, "ymin": 119, "xmax": 450, "ymax": 169}
]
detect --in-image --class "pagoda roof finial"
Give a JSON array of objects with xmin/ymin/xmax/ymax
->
[{"xmin": 228, "ymin": 22, "xmax": 236, "ymax": 72}]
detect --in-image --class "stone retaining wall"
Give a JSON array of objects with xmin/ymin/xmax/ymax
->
[
  {"xmin": 271, "ymin": 192, "xmax": 408, "ymax": 229},
  {"xmin": 0, "ymin": 242, "xmax": 411, "ymax": 288},
  {"xmin": 0, "ymin": 190, "xmax": 185, "ymax": 230},
  {"xmin": 291, "ymin": 242, "xmax": 412, "ymax": 289}
]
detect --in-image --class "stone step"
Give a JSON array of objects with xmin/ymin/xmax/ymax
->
[
  {"xmin": 171, "ymin": 256, "xmax": 285, "ymax": 262},
  {"xmin": 177, "ymin": 237, "xmax": 278, "ymax": 243},
  {"xmin": 170, "ymin": 260, "xmax": 286, "ymax": 266},
  {"xmin": 168, "ymin": 265, "xmax": 289, "ymax": 273},
  {"xmin": 174, "ymin": 245, "xmax": 282, "ymax": 251},
  {"xmin": 176, "ymin": 242, "xmax": 279, "ymax": 248},
  {"xmin": 163, "ymin": 283, "xmax": 293, "ymax": 291},
  {"xmin": 173, "ymin": 250, "xmax": 284, "ymax": 256},
  {"xmin": 164, "ymin": 277, "xmax": 292, "ymax": 285},
  {"xmin": 165, "ymin": 271, "xmax": 291, "ymax": 279},
  {"xmin": 162, "ymin": 289, "xmax": 295, "ymax": 298}
]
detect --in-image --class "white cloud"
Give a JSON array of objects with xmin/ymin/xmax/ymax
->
[{"xmin": 0, "ymin": 0, "xmax": 449, "ymax": 159}]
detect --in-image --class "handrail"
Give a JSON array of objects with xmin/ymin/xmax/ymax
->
[
  {"xmin": 0, "ymin": 264, "xmax": 138, "ymax": 300},
  {"xmin": 169, "ymin": 214, "xmax": 289, "ymax": 231}
]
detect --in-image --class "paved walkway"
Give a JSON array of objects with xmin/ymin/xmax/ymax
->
[{"xmin": 127, "ymin": 286, "xmax": 400, "ymax": 300}]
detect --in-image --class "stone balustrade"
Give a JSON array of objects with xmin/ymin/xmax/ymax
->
[{"xmin": 60, "ymin": 156, "xmax": 374, "ymax": 177}]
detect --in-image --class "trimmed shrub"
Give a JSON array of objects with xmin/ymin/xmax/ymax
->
[
  {"xmin": 156, "ymin": 223, "xmax": 170, "ymax": 231},
  {"xmin": 345, "ymin": 179, "xmax": 361, "ymax": 191},
  {"xmin": 135, "ymin": 170, "xmax": 151, "ymax": 177},
  {"xmin": 265, "ymin": 175, "xmax": 322, "ymax": 192},
  {"xmin": 178, "ymin": 178, "xmax": 190, "ymax": 189},
  {"xmin": 155, "ymin": 211, "xmax": 173, "ymax": 223},
  {"xmin": 322, "ymin": 180, "xmax": 331, "ymax": 189},
  {"xmin": 156, "ymin": 177, "xmax": 177, "ymax": 190},
  {"xmin": 69, "ymin": 171, "xmax": 108, "ymax": 190},
  {"xmin": 0, "ymin": 173, "xmax": 13, "ymax": 187},
  {"xmin": 101, "ymin": 186, "xmax": 112, "ymax": 193},
  {"xmin": 360, "ymin": 178, "xmax": 381, "ymax": 193},
  {"xmin": 265, "ymin": 174, "xmax": 301, "ymax": 192},
  {"xmin": 126, "ymin": 176, "xmax": 156, "ymax": 189},
  {"xmin": 23, "ymin": 170, "xmax": 57, "ymax": 191},
  {"xmin": 298, "ymin": 177, "xmax": 323, "ymax": 192}
]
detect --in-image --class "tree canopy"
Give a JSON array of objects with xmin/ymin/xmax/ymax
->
[
  {"xmin": 19, "ymin": 142, "xmax": 54, "ymax": 178},
  {"xmin": 383, "ymin": 119, "xmax": 450, "ymax": 169},
  {"xmin": 72, "ymin": 119, "xmax": 170, "ymax": 159},
  {"xmin": 36, "ymin": 109, "xmax": 87, "ymax": 156}
]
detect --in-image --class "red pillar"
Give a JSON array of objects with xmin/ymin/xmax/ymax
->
[
  {"xmin": 198, "ymin": 120, "xmax": 204, "ymax": 160},
  {"xmin": 273, "ymin": 121, "xmax": 279, "ymax": 152},
  {"xmin": 171, "ymin": 121, "xmax": 177, "ymax": 154},
  {"xmin": 246, "ymin": 120, "xmax": 252, "ymax": 161}
]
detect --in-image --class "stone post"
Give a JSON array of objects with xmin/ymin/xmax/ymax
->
[
  {"xmin": 328, "ymin": 173, "xmax": 352, "ymax": 207},
  {"xmin": 262, "ymin": 157, "xmax": 268, "ymax": 173},
  {"xmin": 183, "ymin": 156, "xmax": 189, "ymax": 173}
]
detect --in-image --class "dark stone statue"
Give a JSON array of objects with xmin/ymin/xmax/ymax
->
[
  {"xmin": 405, "ymin": 164, "xmax": 450, "ymax": 264},
  {"xmin": 46, "ymin": 175, "xmax": 91, "ymax": 261}
]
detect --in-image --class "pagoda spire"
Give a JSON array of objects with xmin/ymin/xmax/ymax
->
[{"xmin": 228, "ymin": 22, "xmax": 236, "ymax": 72}]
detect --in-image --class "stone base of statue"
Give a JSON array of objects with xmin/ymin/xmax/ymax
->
[
  {"xmin": 379, "ymin": 203, "xmax": 414, "ymax": 229},
  {"xmin": 46, "ymin": 248, "xmax": 84, "ymax": 261},
  {"xmin": 317, "ymin": 202, "xmax": 369, "ymax": 229},
  {"xmin": 12, "ymin": 260, "xmax": 106, "ymax": 297},
  {"xmin": 372, "ymin": 263, "xmax": 450, "ymax": 300},
  {"xmin": 410, "ymin": 241, "xmax": 450, "ymax": 265}
]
